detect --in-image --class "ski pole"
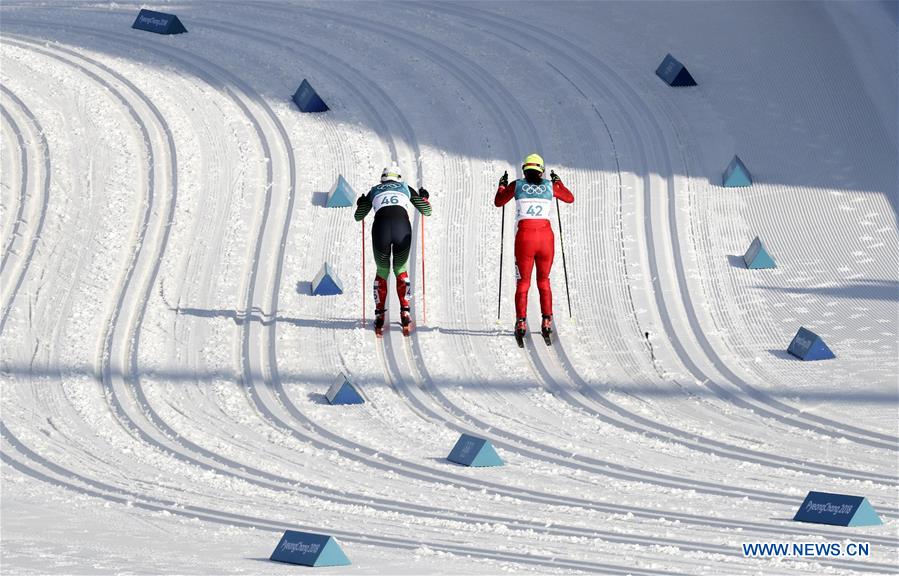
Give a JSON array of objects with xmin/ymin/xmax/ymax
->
[
  {"xmin": 421, "ymin": 213, "xmax": 426, "ymax": 325},
  {"xmin": 556, "ymin": 198, "xmax": 572, "ymax": 317},
  {"xmin": 361, "ymin": 218, "xmax": 366, "ymax": 325},
  {"xmin": 498, "ymin": 205, "xmax": 505, "ymax": 320}
]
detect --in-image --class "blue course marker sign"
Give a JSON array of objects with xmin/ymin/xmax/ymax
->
[
  {"xmin": 793, "ymin": 491, "xmax": 882, "ymax": 527},
  {"xmin": 447, "ymin": 434, "xmax": 503, "ymax": 467},
  {"xmin": 293, "ymin": 79, "xmax": 329, "ymax": 112},
  {"xmin": 131, "ymin": 9, "xmax": 187, "ymax": 35},
  {"xmin": 326, "ymin": 373, "xmax": 364, "ymax": 405},
  {"xmin": 743, "ymin": 236, "xmax": 776, "ymax": 269},
  {"xmin": 327, "ymin": 175, "xmax": 355, "ymax": 208},
  {"xmin": 655, "ymin": 53, "xmax": 697, "ymax": 86},
  {"xmin": 788, "ymin": 327, "xmax": 835, "ymax": 361},
  {"xmin": 311, "ymin": 262, "xmax": 344, "ymax": 296},
  {"xmin": 270, "ymin": 530, "xmax": 351, "ymax": 567},
  {"xmin": 723, "ymin": 155, "xmax": 752, "ymax": 187}
]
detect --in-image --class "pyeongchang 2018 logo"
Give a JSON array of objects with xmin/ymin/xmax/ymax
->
[
  {"xmin": 806, "ymin": 501, "xmax": 854, "ymax": 516},
  {"xmin": 280, "ymin": 541, "xmax": 321, "ymax": 555},
  {"xmin": 520, "ymin": 183, "xmax": 547, "ymax": 195},
  {"xmin": 139, "ymin": 15, "xmax": 168, "ymax": 27}
]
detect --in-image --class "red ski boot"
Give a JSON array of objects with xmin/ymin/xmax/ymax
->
[
  {"xmin": 514, "ymin": 317, "xmax": 527, "ymax": 348},
  {"xmin": 374, "ymin": 309, "xmax": 386, "ymax": 338},
  {"xmin": 400, "ymin": 307, "xmax": 413, "ymax": 337},
  {"xmin": 541, "ymin": 314, "xmax": 553, "ymax": 346}
]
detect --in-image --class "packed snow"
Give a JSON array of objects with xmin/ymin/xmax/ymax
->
[{"xmin": 1, "ymin": 1, "xmax": 897, "ymax": 574}]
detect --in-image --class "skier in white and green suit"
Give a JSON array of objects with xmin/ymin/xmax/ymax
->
[{"xmin": 354, "ymin": 163, "xmax": 432, "ymax": 333}]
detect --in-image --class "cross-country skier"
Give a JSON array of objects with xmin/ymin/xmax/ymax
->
[
  {"xmin": 494, "ymin": 153, "xmax": 574, "ymax": 346},
  {"xmin": 355, "ymin": 162, "xmax": 432, "ymax": 336}
]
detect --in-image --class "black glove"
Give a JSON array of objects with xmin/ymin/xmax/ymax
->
[
  {"xmin": 356, "ymin": 195, "xmax": 365, "ymax": 206},
  {"xmin": 499, "ymin": 171, "xmax": 509, "ymax": 187},
  {"xmin": 550, "ymin": 170, "xmax": 561, "ymax": 184},
  {"xmin": 418, "ymin": 187, "xmax": 429, "ymax": 200}
]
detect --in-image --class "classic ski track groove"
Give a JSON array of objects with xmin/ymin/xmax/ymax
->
[
  {"xmin": 0, "ymin": 110, "xmax": 23, "ymax": 254},
  {"xmin": 0, "ymin": 84, "xmax": 51, "ymax": 332},
  {"xmin": 0, "ymin": 99, "xmax": 28, "ymax": 277}
]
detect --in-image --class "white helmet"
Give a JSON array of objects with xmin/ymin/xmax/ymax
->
[{"xmin": 380, "ymin": 162, "xmax": 403, "ymax": 183}]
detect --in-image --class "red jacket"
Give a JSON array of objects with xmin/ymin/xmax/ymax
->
[{"xmin": 494, "ymin": 179, "xmax": 574, "ymax": 207}]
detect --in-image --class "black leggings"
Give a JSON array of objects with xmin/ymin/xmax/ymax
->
[{"xmin": 371, "ymin": 209, "xmax": 411, "ymax": 278}]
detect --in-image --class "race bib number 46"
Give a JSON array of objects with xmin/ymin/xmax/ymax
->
[
  {"xmin": 374, "ymin": 192, "xmax": 410, "ymax": 213},
  {"xmin": 516, "ymin": 198, "xmax": 552, "ymax": 220}
]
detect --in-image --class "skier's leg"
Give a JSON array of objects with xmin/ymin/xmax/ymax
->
[
  {"xmin": 514, "ymin": 228, "xmax": 537, "ymax": 320},
  {"xmin": 392, "ymin": 217, "xmax": 413, "ymax": 315},
  {"xmin": 535, "ymin": 228, "xmax": 555, "ymax": 317},
  {"xmin": 371, "ymin": 217, "xmax": 392, "ymax": 324}
]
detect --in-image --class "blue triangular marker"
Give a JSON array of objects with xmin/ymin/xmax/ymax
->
[
  {"xmin": 314, "ymin": 537, "xmax": 352, "ymax": 566},
  {"xmin": 848, "ymin": 499, "xmax": 883, "ymax": 527},
  {"xmin": 311, "ymin": 263, "xmax": 343, "ymax": 296},
  {"xmin": 447, "ymin": 434, "xmax": 503, "ymax": 467},
  {"xmin": 293, "ymin": 79, "xmax": 329, "ymax": 113},
  {"xmin": 132, "ymin": 9, "xmax": 188, "ymax": 35},
  {"xmin": 723, "ymin": 155, "xmax": 752, "ymax": 187},
  {"xmin": 270, "ymin": 531, "xmax": 350, "ymax": 567},
  {"xmin": 743, "ymin": 236, "xmax": 776, "ymax": 269},
  {"xmin": 327, "ymin": 175, "xmax": 355, "ymax": 208},
  {"xmin": 470, "ymin": 442, "xmax": 504, "ymax": 467},
  {"xmin": 788, "ymin": 327, "xmax": 836, "ymax": 361},
  {"xmin": 326, "ymin": 374, "xmax": 364, "ymax": 405},
  {"xmin": 655, "ymin": 53, "xmax": 697, "ymax": 86},
  {"xmin": 804, "ymin": 336, "xmax": 836, "ymax": 361}
]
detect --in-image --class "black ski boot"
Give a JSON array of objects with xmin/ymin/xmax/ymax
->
[
  {"xmin": 400, "ymin": 307, "xmax": 413, "ymax": 336},
  {"xmin": 514, "ymin": 317, "xmax": 527, "ymax": 348},
  {"xmin": 374, "ymin": 309, "xmax": 386, "ymax": 337},
  {"xmin": 541, "ymin": 314, "xmax": 553, "ymax": 346}
]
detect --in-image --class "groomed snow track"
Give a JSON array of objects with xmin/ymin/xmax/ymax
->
[{"xmin": 2, "ymin": 2, "xmax": 897, "ymax": 574}]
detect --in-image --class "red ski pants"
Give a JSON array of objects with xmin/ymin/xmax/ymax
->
[{"xmin": 514, "ymin": 222, "xmax": 554, "ymax": 319}]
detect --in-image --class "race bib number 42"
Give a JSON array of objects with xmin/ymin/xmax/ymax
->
[{"xmin": 516, "ymin": 198, "xmax": 552, "ymax": 220}]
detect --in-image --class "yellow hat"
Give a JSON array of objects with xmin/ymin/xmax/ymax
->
[{"xmin": 522, "ymin": 153, "xmax": 544, "ymax": 173}]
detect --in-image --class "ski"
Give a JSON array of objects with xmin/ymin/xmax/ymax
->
[{"xmin": 541, "ymin": 328, "xmax": 553, "ymax": 346}]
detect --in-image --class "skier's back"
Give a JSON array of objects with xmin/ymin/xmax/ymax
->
[
  {"xmin": 494, "ymin": 154, "xmax": 574, "ymax": 345},
  {"xmin": 355, "ymin": 163, "xmax": 431, "ymax": 335}
]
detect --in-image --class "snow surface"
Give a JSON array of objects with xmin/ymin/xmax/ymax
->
[{"xmin": 1, "ymin": 1, "xmax": 897, "ymax": 574}]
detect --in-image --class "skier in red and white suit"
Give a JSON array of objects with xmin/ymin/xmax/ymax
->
[{"xmin": 494, "ymin": 153, "xmax": 574, "ymax": 341}]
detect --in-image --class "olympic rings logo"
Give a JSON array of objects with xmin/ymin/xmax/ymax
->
[{"xmin": 520, "ymin": 183, "xmax": 546, "ymax": 195}]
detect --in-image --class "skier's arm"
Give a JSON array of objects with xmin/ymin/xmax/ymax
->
[
  {"xmin": 494, "ymin": 180, "xmax": 516, "ymax": 207},
  {"xmin": 553, "ymin": 181, "xmax": 574, "ymax": 203},
  {"xmin": 409, "ymin": 186, "xmax": 432, "ymax": 217},
  {"xmin": 550, "ymin": 171, "xmax": 574, "ymax": 203},
  {"xmin": 354, "ymin": 193, "xmax": 372, "ymax": 221}
]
